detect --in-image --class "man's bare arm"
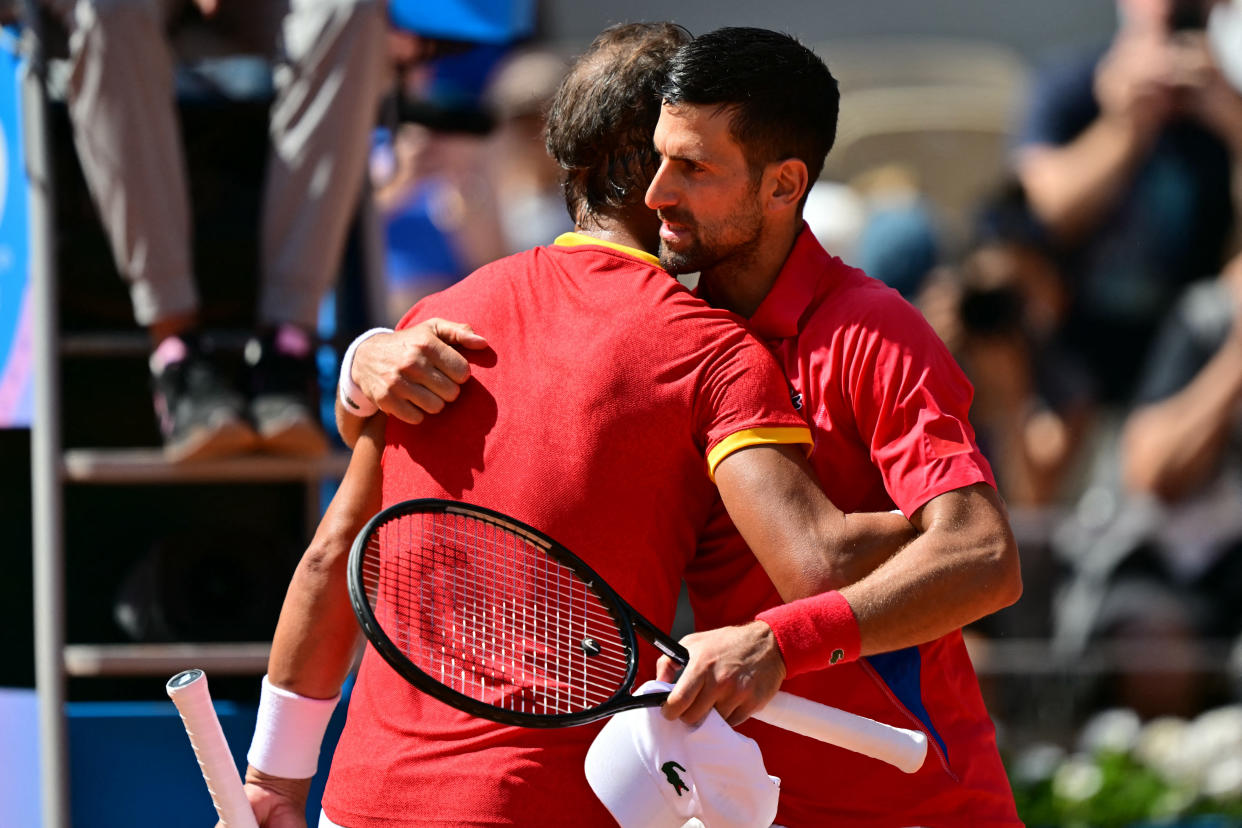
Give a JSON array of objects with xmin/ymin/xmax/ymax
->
[
  {"xmin": 266, "ymin": 416, "xmax": 386, "ymax": 694},
  {"xmin": 1018, "ymin": 33, "xmax": 1176, "ymax": 242},
  {"xmin": 715, "ymin": 444, "xmax": 914, "ymax": 600},
  {"xmin": 1121, "ymin": 261, "xmax": 1242, "ymax": 500},
  {"xmin": 663, "ymin": 446, "xmax": 1020, "ymax": 725},
  {"xmin": 661, "ymin": 443, "xmax": 916, "ymax": 724},
  {"xmin": 841, "ymin": 482, "xmax": 1022, "ymax": 656},
  {"xmin": 236, "ymin": 416, "xmax": 386, "ymax": 825}
]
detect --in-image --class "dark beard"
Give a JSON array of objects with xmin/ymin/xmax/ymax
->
[
  {"xmin": 658, "ymin": 243, "xmax": 705, "ymax": 275},
  {"xmin": 657, "ymin": 225, "xmax": 731, "ymax": 276}
]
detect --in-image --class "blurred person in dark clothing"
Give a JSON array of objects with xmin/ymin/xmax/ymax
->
[
  {"xmin": 1014, "ymin": 0, "xmax": 1242, "ymax": 404},
  {"xmin": 920, "ymin": 181, "xmax": 1095, "ymax": 508},
  {"xmin": 1087, "ymin": 251, "xmax": 1242, "ymax": 716}
]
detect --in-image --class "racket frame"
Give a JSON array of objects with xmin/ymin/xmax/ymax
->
[{"xmin": 347, "ymin": 498, "xmax": 685, "ymax": 728}]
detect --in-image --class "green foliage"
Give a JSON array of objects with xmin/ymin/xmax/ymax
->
[{"xmin": 1009, "ymin": 707, "xmax": 1242, "ymax": 828}]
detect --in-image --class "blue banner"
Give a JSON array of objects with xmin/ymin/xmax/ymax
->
[
  {"xmin": 0, "ymin": 28, "xmax": 31, "ymax": 428},
  {"xmin": 389, "ymin": 0, "xmax": 534, "ymax": 45}
]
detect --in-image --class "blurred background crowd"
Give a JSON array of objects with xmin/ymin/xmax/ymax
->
[{"xmin": 8, "ymin": 0, "xmax": 1242, "ymax": 823}]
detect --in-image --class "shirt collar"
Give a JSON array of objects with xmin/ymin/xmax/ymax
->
[
  {"xmin": 553, "ymin": 231, "xmax": 661, "ymax": 268},
  {"xmin": 747, "ymin": 224, "xmax": 834, "ymax": 340}
]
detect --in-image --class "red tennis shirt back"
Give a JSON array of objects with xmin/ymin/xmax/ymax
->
[{"xmin": 322, "ymin": 234, "xmax": 810, "ymax": 827}]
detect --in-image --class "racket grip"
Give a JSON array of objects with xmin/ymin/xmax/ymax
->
[
  {"xmin": 166, "ymin": 669, "xmax": 261, "ymax": 828},
  {"xmin": 753, "ymin": 691, "xmax": 928, "ymax": 774}
]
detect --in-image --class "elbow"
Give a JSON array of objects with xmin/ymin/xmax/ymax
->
[
  {"xmin": 985, "ymin": 532, "xmax": 1023, "ymax": 614},
  {"xmin": 300, "ymin": 525, "xmax": 354, "ymax": 581}
]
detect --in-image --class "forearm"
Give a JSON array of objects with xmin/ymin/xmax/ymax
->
[
  {"xmin": 715, "ymin": 444, "xmax": 914, "ymax": 602},
  {"xmin": 761, "ymin": 484, "xmax": 1021, "ymax": 672},
  {"xmin": 1017, "ymin": 118, "xmax": 1150, "ymax": 243},
  {"xmin": 267, "ymin": 421, "xmax": 385, "ymax": 696},
  {"xmin": 841, "ymin": 525, "xmax": 1019, "ymax": 656},
  {"xmin": 266, "ymin": 541, "xmax": 362, "ymax": 698},
  {"xmin": 1121, "ymin": 342, "xmax": 1242, "ymax": 500},
  {"xmin": 833, "ymin": 511, "xmax": 918, "ymax": 588}
]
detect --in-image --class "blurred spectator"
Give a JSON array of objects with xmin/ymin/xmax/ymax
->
[
  {"xmin": 920, "ymin": 180, "xmax": 1095, "ymax": 508},
  {"xmin": 43, "ymin": 0, "xmax": 388, "ymax": 462},
  {"xmin": 372, "ymin": 46, "xmax": 509, "ymax": 321},
  {"xmin": 1086, "ymin": 252, "xmax": 1242, "ymax": 716},
  {"xmin": 483, "ymin": 48, "xmax": 572, "ymax": 255},
  {"xmin": 851, "ymin": 164, "xmax": 941, "ymax": 300},
  {"xmin": 371, "ymin": 46, "xmax": 571, "ymax": 321},
  {"xmin": 1052, "ymin": 252, "xmax": 1242, "ymax": 720},
  {"xmin": 1013, "ymin": 0, "xmax": 1242, "ymax": 405}
]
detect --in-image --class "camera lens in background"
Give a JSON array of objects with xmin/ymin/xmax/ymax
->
[
  {"xmin": 960, "ymin": 285, "xmax": 1026, "ymax": 337},
  {"xmin": 1168, "ymin": 0, "xmax": 1210, "ymax": 32}
]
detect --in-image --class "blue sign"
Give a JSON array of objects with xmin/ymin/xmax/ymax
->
[
  {"xmin": 389, "ymin": 0, "xmax": 535, "ymax": 45},
  {"xmin": 0, "ymin": 28, "xmax": 31, "ymax": 428}
]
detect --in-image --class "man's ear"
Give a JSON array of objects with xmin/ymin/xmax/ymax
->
[{"xmin": 765, "ymin": 158, "xmax": 809, "ymax": 213}]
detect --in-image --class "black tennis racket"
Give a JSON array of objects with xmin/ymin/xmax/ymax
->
[{"xmin": 347, "ymin": 498, "xmax": 927, "ymax": 772}]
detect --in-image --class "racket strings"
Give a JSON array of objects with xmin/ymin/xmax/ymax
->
[
  {"xmin": 394, "ymin": 520, "xmax": 630, "ymax": 709},
  {"xmin": 364, "ymin": 511, "xmax": 634, "ymax": 715}
]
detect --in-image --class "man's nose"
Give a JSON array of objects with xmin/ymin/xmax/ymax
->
[{"xmin": 645, "ymin": 162, "xmax": 674, "ymax": 210}]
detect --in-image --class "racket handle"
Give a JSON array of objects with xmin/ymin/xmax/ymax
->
[
  {"xmin": 752, "ymin": 691, "xmax": 928, "ymax": 774},
  {"xmin": 166, "ymin": 669, "xmax": 261, "ymax": 828}
]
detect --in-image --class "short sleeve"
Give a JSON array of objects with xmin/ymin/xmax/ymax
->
[
  {"xmin": 693, "ymin": 323, "xmax": 812, "ymax": 479},
  {"xmin": 843, "ymin": 299, "xmax": 995, "ymax": 515}
]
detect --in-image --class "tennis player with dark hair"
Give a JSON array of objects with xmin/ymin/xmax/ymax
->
[
  {"xmin": 645, "ymin": 27, "xmax": 1023, "ymax": 825},
  {"xmin": 240, "ymin": 22, "xmax": 915, "ymax": 828}
]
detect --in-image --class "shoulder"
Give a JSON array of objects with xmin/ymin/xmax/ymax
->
[{"xmin": 808, "ymin": 265, "xmax": 939, "ymax": 348}]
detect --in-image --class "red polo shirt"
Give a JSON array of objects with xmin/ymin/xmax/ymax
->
[
  {"xmin": 323, "ymin": 233, "xmax": 811, "ymax": 827},
  {"xmin": 687, "ymin": 227, "xmax": 1020, "ymax": 826}
]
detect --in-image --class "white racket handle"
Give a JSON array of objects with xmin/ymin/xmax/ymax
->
[
  {"xmin": 752, "ymin": 690, "xmax": 928, "ymax": 773},
  {"xmin": 166, "ymin": 669, "xmax": 261, "ymax": 828}
]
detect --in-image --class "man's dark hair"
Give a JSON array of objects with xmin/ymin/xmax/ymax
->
[
  {"xmin": 661, "ymin": 27, "xmax": 839, "ymax": 187},
  {"xmin": 546, "ymin": 22, "xmax": 692, "ymax": 225}
]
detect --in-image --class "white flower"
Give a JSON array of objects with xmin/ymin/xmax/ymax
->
[
  {"xmin": 1136, "ymin": 717, "xmax": 1196, "ymax": 783},
  {"xmin": 1052, "ymin": 754, "xmax": 1104, "ymax": 802},
  {"xmin": 1078, "ymin": 707, "xmax": 1142, "ymax": 755},
  {"xmin": 1185, "ymin": 706, "xmax": 1242, "ymax": 772},
  {"xmin": 1012, "ymin": 742, "xmax": 1067, "ymax": 785},
  {"xmin": 1202, "ymin": 754, "xmax": 1242, "ymax": 801}
]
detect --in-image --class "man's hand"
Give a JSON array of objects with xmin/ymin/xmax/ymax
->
[
  {"xmin": 1168, "ymin": 34, "xmax": 1242, "ymax": 152},
  {"xmin": 655, "ymin": 621, "xmax": 786, "ymax": 727},
  {"xmin": 1094, "ymin": 32, "xmax": 1181, "ymax": 140},
  {"xmin": 219, "ymin": 767, "xmax": 312, "ymax": 828},
  {"xmin": 193, "ymin": 0, "xmax": 219, "ymax": 17},
  {"xmin": 352, "ymin": 319, "xmax": 488, "ymax": 424}
]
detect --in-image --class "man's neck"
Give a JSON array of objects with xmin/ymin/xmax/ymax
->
[
  {"xmin": 576, "ymin": 206, "xmax": 659, "ymax": 256},
  {"xmin": 699, "ymin": 220, "xmax": 801, "ymax": 319}
]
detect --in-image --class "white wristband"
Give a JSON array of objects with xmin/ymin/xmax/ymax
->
[
  {"xmin": 338, "ymin": 327, "xmax": 393, "ymax": 417},
  {"xmin": 246, "ymin": 675, "xmax": 341, "ymax": 779}
]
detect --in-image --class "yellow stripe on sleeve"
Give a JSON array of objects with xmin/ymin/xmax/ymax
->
[{"xmin": 707, "ymin": 426, "xmax": 814, "ymax": 481}]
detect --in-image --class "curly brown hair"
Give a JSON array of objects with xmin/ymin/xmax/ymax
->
[{"xmin": 545, "ymin": 22, "xmax": 692, "ymax": 226}]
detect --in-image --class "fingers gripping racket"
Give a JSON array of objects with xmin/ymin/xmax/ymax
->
[
  {"xmin": 347, "ymin": 499, "xmax": 928, "ymax": 773},
  {"xmin": 167, "ymin": 669, "xmax": 260, "ymax": 828}
]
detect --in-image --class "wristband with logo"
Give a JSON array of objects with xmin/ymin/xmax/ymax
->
[{"xmin": 756, "ymin": 590, "xmax": 861, "ymax": 678}]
